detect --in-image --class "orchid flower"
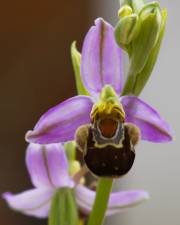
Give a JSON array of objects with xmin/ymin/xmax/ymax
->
[
  {"xmin": 26, "ymin": 18, "xmax": 173, "ymax": 147},
  {"xmin": 3, "ymin": 143, "xmax": 149, "ymax": 218}
]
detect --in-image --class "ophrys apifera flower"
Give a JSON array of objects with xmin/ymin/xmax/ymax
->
[
  {"xmin": 26, "ymin": 18, "xmax": 173, "ymax": 177},
  {"xmin": 3, "ymin": 143, "xmax": 149, "ymax": 217}
]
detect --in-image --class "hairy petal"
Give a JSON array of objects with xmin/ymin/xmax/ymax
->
[
  {"xmin": 26, "ymin": 96, "xmax": 93, "ymax": 144},
  {"xmin": 121, "ymin": 96, "xmax": 173, "ymax": 142},
  {"xmin": 26, "ymin": 143, "xmax": 74, "ymax": 188},
  {"xmin": 75, "ymin": 185, "xmax": 149, "ymax": 216},
  {"xmin": 2, "ymin": 188, "xmax": 54, "ymax": 218},
  {"xmin": 81, "ymin": 18, "xmax": 123, "ymax": 97}
]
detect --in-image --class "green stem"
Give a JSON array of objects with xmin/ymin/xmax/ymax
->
[
  {"xmin": 87, "ymin": 178, "xmax": 113, "ymax": 225},
  {"xmin": 121, "ymin": 70, "xmax": 137, "ymax": 96}
]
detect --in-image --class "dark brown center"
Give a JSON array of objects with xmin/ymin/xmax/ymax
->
[{"xmin": 84, "ymin": 126, "xmax": 135, "ymax": 178}]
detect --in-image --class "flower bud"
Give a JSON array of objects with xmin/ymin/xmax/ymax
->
[
  {"xmin": 129, "ymin": 2, "xmax": 162, "ymax": 75},
  {"xmin": 131, "ymin": 9, "xmax": 167, "ymax": 95},
  {"xmin": 115, "ymin": 14, "xmax": 140, "ymax": 48},
  {"xmin": 118, "ymin": 5, "xmax": 133, "ymax": 18},
  {"xmin": 120, "ymin": 2, "xmax": 167, "ymax": 96}
]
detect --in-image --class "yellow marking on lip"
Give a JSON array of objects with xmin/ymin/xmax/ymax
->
[{"xmin": 91, "ymin": 100, "xmax": 125, "ymax": 123}]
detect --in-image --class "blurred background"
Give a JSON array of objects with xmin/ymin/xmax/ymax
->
[{"xmin": 0, "ymin": 0, "xmax": 179, "ymax": 225}]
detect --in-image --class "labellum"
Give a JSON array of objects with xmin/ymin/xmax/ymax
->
[{"xmin": 75, "ymin": 99, "xmax": 140, "ymax": 178}]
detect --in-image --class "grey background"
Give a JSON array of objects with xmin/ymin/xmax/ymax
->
[{"xmin": 90, "ymin": 0, "xmax": 179, "ymax": 225}]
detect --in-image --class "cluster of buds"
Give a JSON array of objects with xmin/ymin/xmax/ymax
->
[{"xmin": 115, "ymin": 0, "xmax": 167, "ymax": 95}]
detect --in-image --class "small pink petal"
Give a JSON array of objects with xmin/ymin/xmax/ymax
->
[
  {"xmin": 26, "ymin": 96, "xmax": 93, "ymax": 144},
  {"xmin": 26, "ymin": 143, "xmax": 74, "ymax": 188},
  {"xmin": 81, "ymin": 18, "xmax": 123, "ymax": 97},
  {"xmin": 2, "ymin": 188, "xmax": 54, "ymax": 218},
  {"xmin": 75, "ymin": 184, "xmax": 149, "ymax": 216},
  {"xmin": 121, "ymin": 96, "xmax": 173, "ymax": 142}
]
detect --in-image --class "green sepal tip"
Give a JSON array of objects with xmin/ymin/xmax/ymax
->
[{"xmin": 71, "ymin": 41, "xmax": 89, "ymax": 96}]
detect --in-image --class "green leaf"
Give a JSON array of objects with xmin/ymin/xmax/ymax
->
[
  {"xmin": 71, "ymin": 42, "xmax": 89, "ymax": 96},
  {"xmin": 48, "ymin": 188, "xmax": 78, "ymax": 225}
]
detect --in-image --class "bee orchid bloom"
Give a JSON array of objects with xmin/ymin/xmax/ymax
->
[
  {"xmin": 3, "ymin": 143, "xmax": 149, "ymax": 218},
  {"xmin": 25, "ymin": 18, "xmax": 173, "ymax": 178},
  {"xmin": 26, "ymin": 18, "xmax": 173, "ymax": 145}
]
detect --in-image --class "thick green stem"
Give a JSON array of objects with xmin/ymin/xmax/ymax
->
[{"xmin": 87, "ymin": 178, "xmax": 113, "ymax": 225}]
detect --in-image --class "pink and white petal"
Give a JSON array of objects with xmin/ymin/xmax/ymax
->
[
  {"xmin": 121, "ymin": 96, "xmax": 173, "ymax": 142},
  {"xmin": 26, "ymin": 143, "xmax": 52, "ymax": 188},
  {"xmin": 45, "ymin": 143, "xmax": 74, "ymax": 188},
  {"xmin": 74, "ymin": 185, "xmax": 96, "ymax": 215},
  {"xmin": 26, "ymin": 143, "xmax": 74, "ymax": 188},
  {"xmin": 26, "ymin": 96, "xmax": 93, "ymax": 144},
  {"xmin": 106, "ymin": 189, "xmax": 149, "ymax": 216},
  {"xmin": 2, "ymin": 188, "xmax": 54, "ymax": 218},
  {"xmin": 81, "ymin": 18, "xmax": 123, "ymax": 97},
  {"xmin": 75, "ymin": 185, "xmax": 149, "ymax": 216}
]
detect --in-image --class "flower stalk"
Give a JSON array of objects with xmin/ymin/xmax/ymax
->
[
  {"xmin": 87, "ymin": 179, "xmax": 113, "ymax": 225},
  {"xmin": 48, "ymin": 188, "xmax": 78, "ymax": 225}
]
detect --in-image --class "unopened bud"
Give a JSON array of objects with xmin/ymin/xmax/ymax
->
[
  {"xmin": 115, "ymin": 14, "xmax": 140, "ymax": 47},
  {"xmin": 130, "ymin": 9, "xmax": 167, "ymax": 96},
  {"xmin": 118, "ymin": 5, "xmax": 133, "ymax": 18},
  {"xmin": 139, "ymin": 1, "xmax": 160, "ymax": 19},
  {"xmin": 129, "ymin": 2, "xmax": 162, "ymax": 75}
]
